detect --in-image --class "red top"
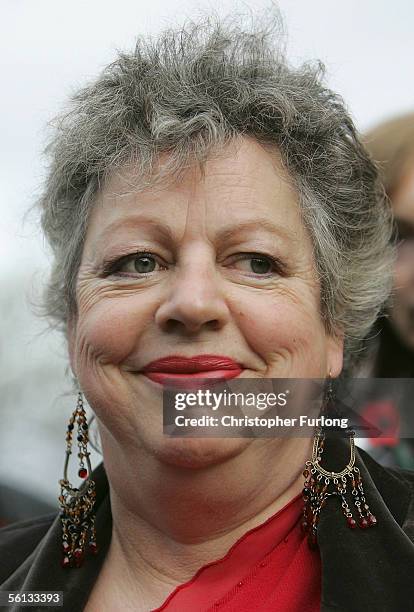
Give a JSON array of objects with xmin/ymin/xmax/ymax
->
[{"xmin": 153, "ymin": 494, "xmax": 321, "ymax": 612}]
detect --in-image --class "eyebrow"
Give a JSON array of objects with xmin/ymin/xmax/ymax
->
[{"xmin": 95, "ymin": 216, "xmax": 291, "ymax": 247}]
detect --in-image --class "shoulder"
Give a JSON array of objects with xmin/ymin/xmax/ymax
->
[
  {"xmin": 357, "ymin": 445, "xmax": 414, "ymax": 539},
  {"xmin": 0, "ymin": 513, "xmax": 56, "ymax": 583},
  {"xmin": 359, "ymin": 445, "xmax": 414, "ymax": 487},
  {"xmin": 319, "ymin": 444, "xmax": 414, "ymax": 610},
  {"xmin": 380, "ymin": 462, "xmax": 414, "ymax": 540},
  {"xmin": 358, "ymin": 444, "xmax": 414, "ymax": 492},
  {"xmin": 322, "ymin": 438, "xmax": 414, "ymax": 536}
]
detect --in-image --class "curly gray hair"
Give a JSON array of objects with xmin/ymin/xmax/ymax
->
[{"xmin": 38, "ymin": 15, "xmax": 394, "ymax": 365}]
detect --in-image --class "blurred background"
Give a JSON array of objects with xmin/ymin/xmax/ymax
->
[{"xmin": 1, "ymin": 0, "xmax": 414, "ymax": 524}]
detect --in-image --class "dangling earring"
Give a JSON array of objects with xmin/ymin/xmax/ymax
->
[
  {"xmin": 59, "ymin": 390, "xmax": 98, "ymax": 568},
  {"xmin": 301, "ymin": 377, "xmax": 377, "ymax": 549}
]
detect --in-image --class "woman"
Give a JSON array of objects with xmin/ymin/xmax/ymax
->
[{"xmin": 1, "ymin": 15, "xmax": 413, "ymax": 612}]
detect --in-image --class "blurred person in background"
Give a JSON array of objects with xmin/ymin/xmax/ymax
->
[
  {"xmin": 0, "ymin": 14, "xmax": 413, "ymax": 612},
  {"xmin": 358, "ymin": 113, "xmax": 414, "ymax": 469},
  {"xmin": 365, "ymin": 112, "xmax": 414, "ymax": 372}
]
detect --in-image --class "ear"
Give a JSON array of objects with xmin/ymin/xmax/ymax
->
[
  {"xmin": 67, "ymin": 315, "xmax": 78, "ymax": 379},
  {"xmin": 326, "ymin": 331, "xmax": 344, "ymax": 378}
]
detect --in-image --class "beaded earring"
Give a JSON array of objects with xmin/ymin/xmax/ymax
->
[
  {"xmin": 58, "ymin": 391, "xmax": 98, "ymax": 568},
  {"xmin": 301, "ymin": 378, "xmax": 377, "ymax": 549}
]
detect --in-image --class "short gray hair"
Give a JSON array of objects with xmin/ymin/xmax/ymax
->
[{"xmin": 38, "ymin": 14, "xmax": 394, "ymax": 366}]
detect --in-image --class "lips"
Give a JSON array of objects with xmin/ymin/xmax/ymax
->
[{"xmin": 141, "ymin": 355, "xmax": 243, "ymax": 388}]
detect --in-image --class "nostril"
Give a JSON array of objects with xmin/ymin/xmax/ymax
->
[
  {"xmin": 154, "ymin": 287, "xmax": 230, "ymax": 333},
  {"xmin": 206, "ymin": 319, "xmax": 221, "ymax": 331},
  {"xmin": 163, "ymin": 318, "xmax": 220, "ymax": 334}
]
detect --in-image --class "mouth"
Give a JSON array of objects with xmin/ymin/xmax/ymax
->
[{"xmin": 140, "ymin": 355, "xmax": 244, "ymax": 389}]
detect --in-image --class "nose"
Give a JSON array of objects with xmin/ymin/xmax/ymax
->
[{"xmin": 155, "ymin": 250, "xmax": 230, "ymax": 335}]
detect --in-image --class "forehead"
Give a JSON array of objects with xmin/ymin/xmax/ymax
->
[{"xmin": 85, "ymin": 137, "xmax": 305, "ymax": 246}]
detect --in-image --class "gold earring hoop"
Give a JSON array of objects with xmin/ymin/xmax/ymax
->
[{"xmin": 58, "ymin": 390, "xmax": 98, "ymax": 568}]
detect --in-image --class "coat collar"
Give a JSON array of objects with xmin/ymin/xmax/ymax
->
[
  {"xmin": 2, "ymin": 441, "xmax": 414, "ymax": 611},
  {"xmin": 317, "ymin": 437, "xmax": 414, "ymax": 611},
  {"xmin": 1, "ymin": 465, "xmax": 112, "ymax": 611}
]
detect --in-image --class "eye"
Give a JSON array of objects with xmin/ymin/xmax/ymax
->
[
  {"xmin": 130, "ymin": 255, "xmax": 157, "ymax": 274},
  {"xmin": 102, "ymin": 252, "xmax": 167, "ymax": 277},
  {"xmin": 249, "ymin": 257, "xmax": 272, "ymax": 274},
  {"xmin": 229, "ymin": 254, "xmax": 283, "ymax": 276}
]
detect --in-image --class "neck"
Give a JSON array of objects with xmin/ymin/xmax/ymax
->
[{"xmin": 100, "ymin": 436, "xmax": 311, "ymax": 587}]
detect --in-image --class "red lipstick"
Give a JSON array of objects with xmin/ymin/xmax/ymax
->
[{"xmin": 141, "ymin": 355, "xmax": 243, "ymax": 388}]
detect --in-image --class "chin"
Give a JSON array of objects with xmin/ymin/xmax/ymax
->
[{"xmin": 150, "ymin": 436, "xmax": 251, "ymax": 470}]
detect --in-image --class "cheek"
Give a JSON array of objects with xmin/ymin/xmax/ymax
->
[
  {"xmin": 75, "ymin": 295, "xmax": 153, "ymax": 366},
  {"xmin": 73, "ymin": 295, "xmax": 158, "ymax": 441},
  {"xmin": 233, "ymin": 288, "xmax": 326, "ymax": 366}
]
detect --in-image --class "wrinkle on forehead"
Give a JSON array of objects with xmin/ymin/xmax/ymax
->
[
  {"xmin": 94, "ymin": 136, "xmax": 293, "ymax": 208},
  {"xmin": 84, "ymin": 136, "xmax": 304, "ymax": 256}
]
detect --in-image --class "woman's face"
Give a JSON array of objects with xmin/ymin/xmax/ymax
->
[{"xmin": 68, "ymin": 137, "xmax": 343, "ymax": 468}]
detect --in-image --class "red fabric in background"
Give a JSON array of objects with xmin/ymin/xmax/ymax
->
[
  {"xmin": 361, "ymin": 400, "xmax": 400, "ymax": 447},
  {"xmin": 153, "ymin": 493, "xmax": 321, "ymax": 612}
]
